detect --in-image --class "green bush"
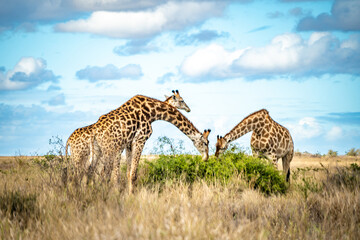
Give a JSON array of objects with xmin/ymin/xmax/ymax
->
[
  {"xmin": 346, "ymin": 148, "xmax": 360, "ymax": 156},
  {"xmin": 327, "ymin": 149, "xmax": 338, "ymax": 157},
  {"xmin": 141, "ymin": 151, "xmax": 287, "ymax": 195}
]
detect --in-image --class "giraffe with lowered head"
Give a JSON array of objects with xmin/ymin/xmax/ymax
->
[
  {"xmin": 215, "ymin": 109, "xmax": 294, "ymax": 182},
  {"xmin": 89, "ymin": 92, "xmax": 211, "ymax": 193},
  {"xmin": 65, "ymin": 90, "xmax": 191, "ymax": 184}
]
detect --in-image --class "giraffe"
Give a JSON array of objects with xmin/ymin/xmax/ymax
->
[
  {"xmin": 215, "ymin": 109, "xmax": 294, "ymax": 182},
  {"xmin": 65, "ymin": 90, "xmax": 191, "ymax": 184},
  {"xmin": 89, "ymin": 94, "xmax": 211, "ymax": 193}
]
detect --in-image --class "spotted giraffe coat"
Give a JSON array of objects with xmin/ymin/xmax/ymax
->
[{"xmin": 215, "ymin": 109, "xmax": 294, "ymax": 181}]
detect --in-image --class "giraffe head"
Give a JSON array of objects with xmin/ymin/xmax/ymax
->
[
  {"xmin": 193, "ymin": 129, "xmax": 211, "ymax": 161},
  {"xmin": 164, "ymin": 90, "xmax": 191, "ymax": 112},
  {"xmin": 215, "ymin": 135, "xmax": 229, "ymax": 157}
]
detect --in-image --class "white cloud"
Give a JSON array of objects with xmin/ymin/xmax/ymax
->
[
  {"xmin": 76, "ymin": 64, "xmax": 143, "ymax": 82},
  {"xmin": 55, "ymin": 1, "xmax": 224, "ymax": 38},
  {"xmin": 180, "ymin": 32, "xmax": 360, "ymax": 81},
  {"xmin": 326, "ymin": 126, "xmax": 343, "ymax": 141},
  {"xmin": 47, "ymin": 93, "xmax": 66, "ymax": 106},
  {"xmin": 0, "ymin": 57, "xmax": 58, "ymax": 91},
  {"xmin": 180, "ymin": 44, "xmax": 247, "ymax": 79},
  {"xmin": 297, "ymin": 0, "xmax": 360, "ymax": 32},
  {"xmin": 288, "ymin": 117, "xmax": 322, "ymax": 140}
]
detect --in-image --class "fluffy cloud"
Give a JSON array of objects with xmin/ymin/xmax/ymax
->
[
  {"xmin": 0, "ymin": 57, "xmax": 59, "ymax": 91},
  {"xmin": 288, "ymin": 117, "xmax": 323, "ymax": 140},
  {"xmin": 47, "ymin": 93, "xmax": 66, "ymax": 106},
  {"xmin": 0, "ymin": 0, "xmax": 169, "ymax": 32},
  {"xmin": 175, "ymin": 30, "xmax": 229, "ymax": 45},
  {"xmin": 180, "ymin": 32, "xmax": 360, "ymax": 81},
  {"xmin": 157, "ymin": 72, "xmax": 176, "ymax": 84},
  {"xmin": 76, "ymin": 64, "xmax": 143, "ymax": 82},
  {"xmin": 55, "ymin": 1, "xmax": 224, "ymax": 38},
  {"xmin": 180, "ymin": 43, "xmax": 246, "ymax": 79},
  {"xmin": 113, "ymin": 39, "xmax": 159, "ymax": 56},
  {"xmin": 1, "ymin": 1, "xmax": 256, "ymax": 33},
  {"xmin": 326, "ymin": 126, "xmax": 343, "ymax": 141},
  {"xmin": 297, "ymin": 0, "xmax": 360, "ymax": 32}
]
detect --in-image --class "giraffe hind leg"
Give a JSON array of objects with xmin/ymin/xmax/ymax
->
[{"xmin": 282, "ymin": 151, "xmax": 293, "ymax": 182}]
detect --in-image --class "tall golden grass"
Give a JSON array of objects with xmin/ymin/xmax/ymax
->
[{"xmin": 0, "ymin": 155, "xmax": 359, "ymax": 239}]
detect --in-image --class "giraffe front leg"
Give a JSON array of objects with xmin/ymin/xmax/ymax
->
[
  {"xmin": 125, "ymin": 144, "xmax": 132, "ymax": 184},
  {"xmin": 128, "ymin": 140, "xmax": 147, "ymax": 194},
  {"xmin": 111, "ymin": 148, "xmax": 125, "ymax": 184},
  {"xmin": 128, "ymin": 125, "xmax": 152, "ymax": 194},
  {"xmin": 102, "ymin": 153, "xmax": 116, "ymax": 183},
  {"xmin": 264, "ymin": 152, "xmax": 279, "ymax": 169}
]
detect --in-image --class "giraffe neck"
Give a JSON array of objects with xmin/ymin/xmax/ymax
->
[
  {"xmin": 224, "ymin": 109, "xmax": 268, "ymax": 143},
  {"xmin": 151, "ymin": 100, "xmax": 201, "ymax": 141},
  {"xmin": 124, "ymin": 95, "xmax": 201, "ymax": 141}
]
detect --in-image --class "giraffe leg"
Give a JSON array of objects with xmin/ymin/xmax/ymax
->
[
  {"xmin": 264, "ymin": 152, "xmax": 279, "ymax": 169},
  {"xmin": 128, "ymin": 125, "xmax": 152, "ymax": 194},
  {"xmin": 125, "ymin": 144, "xmax": 132, "ymax": 184},
  {"xmin": 76, "ymin": 153, "xmax": 88, "ymax": 186},
  {"xmin": 102, "ymin": 153, "xmax": 115, "ymax": 183},
  {"xmin": 87, "ymin": 137, "xmax": 102, "ymax": 184},
  {"xmin": 128, "ymin": 140, "xmax": 146, "ymax": 194},
  {"xmin": 111, "ymin": 148, "xmax": 125, "ymax": 184},
  {"xmin": 282, "ymin": 149, "xmax": 294, "ymax": 182}
]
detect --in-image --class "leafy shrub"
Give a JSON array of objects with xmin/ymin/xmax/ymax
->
[
  {"xmin": 327, "ymin": 149, "xmax": 338, "ymax": 157},
  {"xmin": 0, "ymin": 190, "xmax": 40, "ymax": 228},
  {"xmin": 346, "ymin": 148, "xmax": 360, "ymax": 156},
  {"xmin": 141, "ymin": 151, "xmax": 287, "ymax": 195},
  {"xmin": 32, "ymin": 136, "xmax": 66, "ymax": 172}
]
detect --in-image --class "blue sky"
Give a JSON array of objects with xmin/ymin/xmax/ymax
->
[{"xmin": 0, "ymin": 0, "xmax": 359, "ymax": 156}]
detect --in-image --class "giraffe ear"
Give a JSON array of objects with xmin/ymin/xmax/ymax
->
[{"xmin": 164, "ymin": 95, "xmax": 169, "ymax": 99}]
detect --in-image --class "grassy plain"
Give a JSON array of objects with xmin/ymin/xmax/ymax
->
[{"xmin": 0, "ymin": 154, "xmax": 359, "ymax": 239}]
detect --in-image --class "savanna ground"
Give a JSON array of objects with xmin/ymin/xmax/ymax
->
[{"xmin": 0, "ymin": 139, "xmax": 359, "ymax": 240}]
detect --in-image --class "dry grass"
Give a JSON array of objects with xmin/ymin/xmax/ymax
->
[
  {"xmin": 0, "ymin": 155, "xmax": 359, "ymax": 239},
  {"xmin": 287, "ymin": 155, "xmax": 360, "ymax": 169}
]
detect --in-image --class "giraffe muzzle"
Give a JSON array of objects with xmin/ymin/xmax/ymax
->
[{"xmin": 202, "ymin": 152, "xmax": 209, "ymax": 161}]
